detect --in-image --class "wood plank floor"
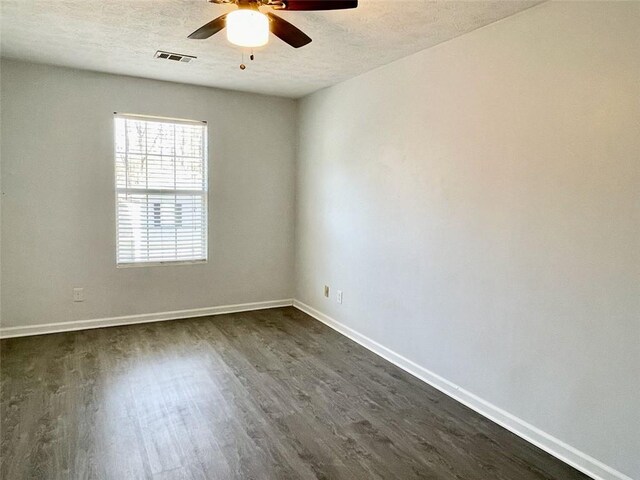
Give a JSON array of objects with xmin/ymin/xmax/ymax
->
[{"xmin": 1, "ymin": 307, "xmax": 590, "ymax": 480}]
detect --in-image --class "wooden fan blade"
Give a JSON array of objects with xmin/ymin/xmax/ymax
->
[
  {"xmin": 267, "ymin": 13, "xmax": 312, "ymax": 48},
  {"xmin": 280, "ymin": 0, "xmax": 357, "ymax": 11},
  {"xmin": 188, "ymin": 14, "xmax": 228, "ymax": 39}
]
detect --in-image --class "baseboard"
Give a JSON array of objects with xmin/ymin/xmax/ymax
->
[
  {"xmin": 2, "ymin": 298, "xmax": 631, "ymax": 479},
  {"xmin": 292, "ymin": 300, "xmax": 632, "ymax": 480},
  {"xmin": 0, "ymin": 299, "xmax": 294, "ymax": 339}
]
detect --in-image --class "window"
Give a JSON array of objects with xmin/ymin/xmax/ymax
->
[{"xmin": 115, "ymin": 114, "xmax": 208, "ymax": 266}]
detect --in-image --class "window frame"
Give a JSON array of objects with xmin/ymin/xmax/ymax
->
[{"xmin": 113, "ymin": 113, "xmax": 209, "ymax": 268}]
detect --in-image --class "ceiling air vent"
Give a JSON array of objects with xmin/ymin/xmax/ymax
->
[{"xmin": 154, "ymin": 51, "xmax": 196, "ymax": 63}]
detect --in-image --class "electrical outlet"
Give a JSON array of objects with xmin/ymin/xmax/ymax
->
[
  {"xmin": 337, "ymin": 290, "xmax": 343, "ymax": 304},
  {"xmin": 324, "ymin": 285, "xmax": 330, "ymax": 298},
  {"xmin": 73, "ymin": 287, "xmax": 84, "ymax": 302}
]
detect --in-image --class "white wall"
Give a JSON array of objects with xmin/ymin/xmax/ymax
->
[
  {"xmin": 0, "ymin": 60, "xmax": 296, "ymax": 328},
  {"xmin": 295, "ymin": 2, "xmax": 639, "ymax": 479}
]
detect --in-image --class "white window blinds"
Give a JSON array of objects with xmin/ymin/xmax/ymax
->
[{"xmin": 115, "ymin": 114, "xmax": 208, "ymax": 266}]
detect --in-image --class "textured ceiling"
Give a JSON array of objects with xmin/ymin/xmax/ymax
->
[{"xmin": 0, "ymin": 0, "xmax": 541, "ymax": 98}]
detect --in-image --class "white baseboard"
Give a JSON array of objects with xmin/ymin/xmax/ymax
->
[
  {"xmin": 1, "ymin": 298, "xmax": 631, "ymax": 480},
  {"xmin": 292, "ymin": 300, "xmax": 632, "ymax": 480},
  {"xmin": 0, "ymin": 299, "xmax": 294, "ymax": 339}
]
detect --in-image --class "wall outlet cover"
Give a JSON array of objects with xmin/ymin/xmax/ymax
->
[{"xmin": 73, "ymin": 287, "xmax": 84, "ymax": 302}]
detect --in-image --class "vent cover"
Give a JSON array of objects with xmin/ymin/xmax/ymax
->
[{"xmin": 154, "ymin": 51, "xmax": 196, "ymax": 63}]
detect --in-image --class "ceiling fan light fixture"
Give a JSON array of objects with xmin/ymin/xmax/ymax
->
[{"xmin": 226, "ymin": 9, "xmax": 269, "ymax": 48}]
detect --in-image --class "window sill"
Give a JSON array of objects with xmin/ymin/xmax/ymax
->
[{"xmin": 117, "ymin": 260, "xmax": 207, "ymax": 269}]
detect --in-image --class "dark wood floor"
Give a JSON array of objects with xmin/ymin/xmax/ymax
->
[{"xmin": 1, "ymin": 307, "xmax": 589, "ymax": 480}]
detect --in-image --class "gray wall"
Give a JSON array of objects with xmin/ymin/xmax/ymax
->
[
  {"xmin": 0, "ymin": 60, "xmax": 296, "ymax": 327},
  {"xmin": 295, "ymin": 2, "xmax": 639, "ymax": 478}
]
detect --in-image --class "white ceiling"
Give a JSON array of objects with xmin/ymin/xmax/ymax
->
[{"xmin": 0, "ymin": 0, "xmax": 541, "ymax": 98}]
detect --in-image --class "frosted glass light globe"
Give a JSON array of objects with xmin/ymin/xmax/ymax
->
[{"xmin": 226, "ymin": 10, "xmax": 269, "ymax": 48}]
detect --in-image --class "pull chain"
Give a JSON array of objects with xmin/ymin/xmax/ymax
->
[{"xmin": 240, "ymin": 49, "xmax": 256, "ymax": 70}]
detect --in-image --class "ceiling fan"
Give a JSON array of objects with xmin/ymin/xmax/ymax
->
[{"xmin": 188, "ymin": 0, "xmax": 358, "ymax": 49}]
